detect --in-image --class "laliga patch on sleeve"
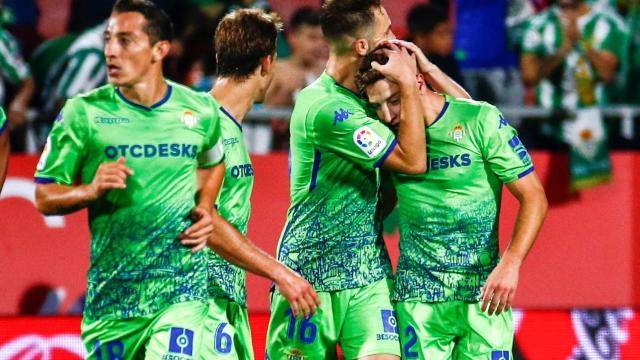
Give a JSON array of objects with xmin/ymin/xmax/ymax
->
[{"xmin": 353, "ymin": 126, "xmax": 387, "ymax": 158}]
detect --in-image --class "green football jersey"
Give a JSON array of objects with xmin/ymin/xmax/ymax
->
[
  {"xmin": 393, "ymin": 96, "xmax": 534, "ymax": 303},
  {"xmin": 34, "ymin": 81, "xmax": 225, "ymax": 321},
  {"xmin": 276, "ymin": 72, "xmax": 396, "ymax": 292},
  {"xmin": 0, "ymin": 26, "xmax": 30, "ymax": 104},
  {"xmin": 0, "ymin": 106, "xmax": 6, "ymax": 135},
  {"xmin": 207, "ymin": 106, "xmax": 252, "ymax": 305},
  {"xmin": 521, "ymin": 5, "xmax": 627, "ymax": 108}
]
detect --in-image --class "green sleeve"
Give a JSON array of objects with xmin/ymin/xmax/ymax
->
[
  {"xmin": 34, "ymin": 98, "xmax": 90, "ymax": 185},
  {"xmin": 0, "ymin": 107, "xmax": 7, "ymax": 136},
  {"xmin": 521, "ymin": 20, "xmax": 545, "ymax": 55},
  {"xmin": 197, "ymin": 100, "xmax": 225, "ymax": 168},
  {"xmin": 477, "ymin": 105, "xmax": 534, "ymax": 183},
  {"xmin": 597, "ymin": 18, "xmax": 627, "ymax": 58},
  {"xmin": 0, "ymin": 30, "xmax": 30, "ymax": 84},
  {"xmin": 312, "ymin": 100, "xmax": 397, "ymax": 170}
]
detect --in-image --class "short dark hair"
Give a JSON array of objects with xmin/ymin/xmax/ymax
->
[
  {"xmin": 407, "ymin": 4, "xmax": 449, "ymax": 36},
  {"xmin": 355, "ymin": 43, "xmax": 390, "ymax": 97},
  {"xmin": 321, "ymin": 0, "xmax": 381, "ymax": 47},
  {"xmin": 215, "ymin": 8, "xmax": 282, "ymax": 80},
  {"xmin": 290, "ymin": 7, "xmax": 321, "ymax": 32},
  {"xmin": 112, "ymin": 0, "xmax": 174, "ymax": 44}
]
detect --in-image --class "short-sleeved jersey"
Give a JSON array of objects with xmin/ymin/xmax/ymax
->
[
  {"xmin": 393, "ymin": 96, "xmax": 534, "ymax": 303},
  {"xmin": 276, "ymin": 72, "xmax": 397, "ymax": 292},
  {"xmin": 521, "ymin": 5, "xmax": 627, "ymax": 108},
  {"xmin": 34, "ymin": 81, "xmax": 225, "ymax": 321},
  {"xmin": 207, "ymin": 106, "xmax": 253, "ymax": 305},
  {"xmin": 0, "ymin": 107, "xmax": 7, "ymax": 136}
]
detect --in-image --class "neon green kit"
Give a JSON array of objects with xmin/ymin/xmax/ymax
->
[
  {"xmin": 34, "ymin": 81, "xmax": 225, "ymax": 359},
  {"xmin": 201, "ymin": 106, "xmax": 254, "ymax": 360},
  {"xmin": 393, "ymin": 96, "xmax": 534, "ymax": 359},
  {"xmin": 267, "ymin": 72, "xmax": 401, "ymax": 359}
]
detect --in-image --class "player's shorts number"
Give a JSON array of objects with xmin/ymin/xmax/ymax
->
[
  {"xmin": 403, "ymin": 326, "xmax": 419, "ymax": 359},
  {"xmin": 285, "ymin": 308, "xmax": 317, "ymax": 344},
  {"xmin": 93, "ymin": 340, "xmax": 124, "ymax": 360},
  {"xmin": 215, "ymin": 322, "xmax": 233, "ymax": 354}
]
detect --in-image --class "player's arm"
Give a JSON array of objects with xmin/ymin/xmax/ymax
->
[
  {"xmin": 205, "ymin": 213, "xmax": 320, "ymax": 318},
  {"xmin": 0, "ymin": 126, "xmax": 9, "ymax": 192},
  {"xmin": 481, "ymin": 173, "xmax": 547, "ymax": 316},
  {"xmin": 36, "ymin": 157, "xmax": 132, "ymax": 215},
  {"xmin": 375, "ymin": 45, "xmax": 427, "ymax": 174},
  {"xmin": 584, "ymin": 48, "xmax": 618, "ymax": 83},
  {"xmin": 390, "ymin": 39, "xmax": 471, "ymax": 99}
]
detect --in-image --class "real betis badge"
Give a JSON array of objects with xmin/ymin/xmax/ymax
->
[
  {"xmin": 449, "ymin": 125, "xmax": 465, "ymax": 142},
  {"xmin": 181, "ymin": 110, "xmax": 199, "ymax": 129}
]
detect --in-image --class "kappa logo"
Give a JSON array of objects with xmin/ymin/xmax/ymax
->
[
  {"xmin": 499, "ymin": 115, "xmax": 509, "ymax": 129},
  {"xmin": 168, "ymin": 327, "xmax": 194, "ymax": 356},
  {"xmin": 353, "ymin": 126, "xmax": 386, "ymax": 158},
  {"xmin": 181, "ymin": 110, "xmax": 199, "ymax": 129},
  {"xmin": 333, "ymin": 108, "xmax": 354, "ymax": 125},
  {"xmin": 95, "ymin": 116, "xmax": 130, "ymax": 125}
]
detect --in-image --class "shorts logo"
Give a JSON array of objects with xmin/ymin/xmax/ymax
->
[
  {"xmin": 168, "ymin": 327, "xmax": 194, "ymax": 356},
  {"xmin": 181, "ymin": 110, "xmax": 199, "ymax": 129},
  {"xmin": 333, "ymin": 108, "xmax": 354, "ymax": 125},
  {"xmin": 448, "ymin": 124, "xmax": 465, "ymax": 142},
  {"xmin": 491, "ymin": 350, "xmax": 510, "ymax": 360},
  {"xmin": 353, "ymin": 126, "xmax": 386, "ymax": 158},
  {"xmin": 381, "ymin": 309, "xmax": 399, "ymax": 334}
]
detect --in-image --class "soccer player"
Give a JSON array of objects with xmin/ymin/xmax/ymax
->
[
  {"xmin": 200, "ymin": 9, "xmax": 319, "ymax": 360},
  {"xmin": 0, "ymin": 106, "xmax": 8, "ymax": 192},
  {"xmin": 356, "ymin": 46, "xmax": 548, "ymax": 359},
  {"xmin": 34, "ymin": 1, "xmax": 224, "ymax": 358}
]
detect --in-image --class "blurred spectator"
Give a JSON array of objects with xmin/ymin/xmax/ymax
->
[
  {"xmin": 521, "ymin": 0, "xmax": 627, "ymax": 190},
  {"xmin": 454, "ymin": 0, "xmax": 525, "ymax": 105},
  {"xmin": 263, "ymin": 6, "xmax": 327, "ymax": 151},
  {"xmin": 0, "ymin": 2, "xmax": 34, "ymax": 138},
  {"xmin": 3, "ymin": 0, "xmax": 40, "ymax": 56},
  {"xmin": 406, "ymin": 3, "xmax": 464, "ymax": 88}
]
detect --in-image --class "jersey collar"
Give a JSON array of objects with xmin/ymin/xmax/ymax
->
[
  {"xmin": 115, "ymin": 83, "xmax": 173, "ymax": 111},
  {"xmin": 219, "ymin": 106, "xmax": 243, "ymax": 131}
]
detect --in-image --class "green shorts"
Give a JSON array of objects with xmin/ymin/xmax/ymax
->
[
  {"xmin": 199, "ymin": 297, "xmax": 254, "ymax": 360},
  {"xmin": 396, "ymin": 301, "xmax": 513, "ymax": 360},
  {"xmin": 266, "ymin": 278, "xmax": 401, "ymax": 360},
  {"xmin": 81, "ymin": 301, "xmax": 208, "ymax": 360}
]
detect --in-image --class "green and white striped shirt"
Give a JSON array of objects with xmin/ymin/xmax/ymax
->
[
  {"xmin": 0, "ymin": 26, "xmax": 30, "ymax": 104},
  {"xmin": 522, "ymin": 5, "xmax": 627, "ymax": 109}
]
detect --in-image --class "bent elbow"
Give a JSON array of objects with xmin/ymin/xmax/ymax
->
[{"xmin": 405, "ymin": 162, "xmax": 427, "ymax": 175}]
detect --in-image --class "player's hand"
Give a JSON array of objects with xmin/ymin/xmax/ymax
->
[
  {"xmin": 480, "ymin": 257, "xmax": 520, "ymax": 316},
  {"xmin": 88, "ymin": 157, "xmax": 133, "ymax": 200},
  {"xmin": 388, "ymin": 39, "xmax": 438, "ymax": 75},
  {"xmin": 179, "ymin": 207, "xmax": 214, "ymax": 253},
  {"xmin": 371, "ymin": 43, "xmax": 417, "ymax": 86},
  {"xmin": 275, "ymin": 267, "xmax": 320, "ymax": 319}
]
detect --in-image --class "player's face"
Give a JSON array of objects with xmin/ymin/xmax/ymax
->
[
  {"xmin": 366, "ymin": 79, "xmax": 401, "ymax": 128},
  {"xmin": 369, "ymin": 6, "xmax": 395, "ymax": 49},
  {"xmin": 104, "ymin": 12, "xmax": 157, "ymax": 87},
  {"xmin": 291, "ymin": 25, "xmax": 328, "ymax": 64}
]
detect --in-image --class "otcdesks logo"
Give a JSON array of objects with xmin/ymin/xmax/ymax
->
[
  {"xmin": 429, "ymin": 153, "xmax": 472, "ymax": 171},
  {"xmin": 354, "ymin": 126, "xmax": 386, "ymax": 158},
  {"xmin": 104, "ymin": 143, "xmax": 199, "ymax": 159}
]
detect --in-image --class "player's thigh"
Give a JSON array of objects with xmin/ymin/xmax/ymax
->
[
  {"xmin": 144, "ymin": 300, "xmax": 209, "ymax": 360},
  {"xmin": 339, "ymin": 279, "xmax": 401, "ymax": 360},
  {"xmin": 266, "ymin": 291, "xmax": 339, "ymax": 360},
  {"xmin": 396, "ymin": 301, "xmax": 459, "ymax": 360},
  {"xmin": 227, "ymin": 302, "xmax": 255, "ymax": 360},
  {"xmin": 454, "ymin": 303, "xmax": 513, "ymax": 360},
  {"xmin": 199, "ymin": 298, "xmax": 241, "ymax": 360},
  {"xmin": 81, "ymin": 316, "xmax": 149, "ymax": 360}
]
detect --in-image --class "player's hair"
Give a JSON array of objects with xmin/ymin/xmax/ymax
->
[
  {"xmin": 321, "ymin": 0, "xmax": 381, "ymax": 52},
  {"xmin": 215, "ymin": 8, "xmax": 283, "ymax": 81},
  {"xmin": 355, "ymin": 43, "xmax": 390, "ymax": 98},
  {"xmin": 112, "ymin": 0, "xmax": 174, "ymax": 44},
  {"xmin": 407, "ymin": 3, "xmax": 449, "ymax": 37},
  {"xmin": 290, "ymin": 7, "xmax": 322, "ymax": 32}
]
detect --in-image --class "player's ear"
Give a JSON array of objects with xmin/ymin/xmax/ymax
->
[
  {"xmin": 260, "ymin": 54, "xmax": 275, "ymax": 77},
  {"xmin": 354, "ymin": 38, "xmax": 369, "ymax": 56},
  {"xmin": 151, "ymin": 40, "xmax": 171, "ymax": 63}
]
